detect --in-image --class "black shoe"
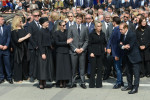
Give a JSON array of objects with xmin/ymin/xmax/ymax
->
[
  {"xmin": 103, "ymin": 76, "xmax": 109, "ymax": 80},
  {"xmin": 113, "ymin": 84, "xmax": 121, "ymax": 89},
  {"xmin": 29, "ymin": 77, "xmax": 34, "ymax": 82},
  {"xmin": 121, "ymin": 82, "xmax": 124, "ymax": 86},
  {"xmin": 7, "ymin": 79, "xmax": 13, "ymax": 84},
  {"xmin": 128, "ymin": 88, "xmax": 138, "ymax": 94},
  {"xmin": 69, "ymin": 84, "xmax": 77, "ymax": 88},
  {"xmin": 96, "ymin": 85, "xmax": 102, "ymax": 88},
  {"xmin": 140, "ymin": 74, "xmax": 145, "ymax": 78},
  {"xmin": 0, "ymin": 79, "xmax": 4, "ymax": 84},
  {"xmin": 146, "ymin": 74, "xmax": 150, "ymax": 78},
  {"xmin": 121, "ymin": 86, "xmax": 132, "ymax": 91},
  {"xmin": 80, "ymin": 84, "xmax": 87, "ymax": 89}
]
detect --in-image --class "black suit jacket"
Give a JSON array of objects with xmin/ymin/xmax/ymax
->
[
  {"xmin": 88, "ymin": 30, "xmax": 106, "ymax": 56},
  {"xmin": 55, "ymin": 30, "xmax": 70, "ymax": 54},
  {"xmin": 120, "ymin": 30, "xmax": 141, "ymax": 64},
  {"xmin": 28, "ymin": 20, "xmax": 40, "ymax": 49}
]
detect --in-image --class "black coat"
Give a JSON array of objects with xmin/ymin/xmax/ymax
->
[
  {"xmin": 55, "ymin": 30, "xmax": 70, "ymax": 54},
  {"xmin": 136, "ymin": 26, "xmax": 150, "ymax": 61},
  {"xmin": 120, "ymin": 30, "xmax": 142, "ymax": 64},
  {"xmin": 88, "ymin": 30, "xmax": 106, "ymax": 56}
]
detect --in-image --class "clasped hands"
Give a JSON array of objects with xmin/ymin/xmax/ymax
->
[
  {"xmin": 75, "ymin": 48, "xmax": 84, "ymax": 54},
  {"xmin": 0, "ymin": 45, "xmax": 8, "ymax": 50}
]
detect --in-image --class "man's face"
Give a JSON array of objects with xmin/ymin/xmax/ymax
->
[
  {"xmin": 85, "ymin": 15, "xmax": 92, "ymax": 23},
  {"xmin": 98, "ymin": 9, "xmax": 103, "ymax": 15},
  {"xmin": 76, "ymin": 17, "xmax": 82, "ymax": 24},
  {"xmin": 105, "ymin": 15, "xmax": 111, "ymax": 23},
  {"xmin": 68, "ymin": 13, "xmax": 74, "ymax": 22},
  {"xmin": 0, "ymin": 17, "xmax": 4, "ymax": 26},
  {"xmin": 108, "ymin": 7, "xmax": 112, "ymax": 13},
  {"xmin": 124, "ymin": 14, "xmax": 129, "ymax": 22},
  {"xmin": 119, "ymin": 25, "xmax": 127, "ymax": 35},
  {"xmin": 33, "ymin": 12, "xmax": 40, "ymax": 21},
  {"xmin": 76, "ymin": 8, "xmax": 81, "ymax": 14}
]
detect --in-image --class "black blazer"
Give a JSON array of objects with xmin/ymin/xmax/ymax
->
[
  {"xmin": 55, "ymin": 30, "xmax": 70, "ymax": 54},
  {"xmin": 120, "ymin": 30, "xmax": 141, "ymax": 64},
  {"xmin": 88, "ymin": 30, "xmax": 106, "ymax": 56},
  {"xmin": 28, "ymin": 20, "xmax": 40, "ymax": 49},
  {"xmin": 136, "ymin": 26, "xmax": 150, "ymax": 61}
]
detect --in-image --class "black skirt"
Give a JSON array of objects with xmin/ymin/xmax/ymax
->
[
  {"xmin": 34, "ymin": 47, "xmax": 54, "ymax": 81},
  {"xmin": 56, "ymin": 53, "xmax": 71, "ymax": 81}
]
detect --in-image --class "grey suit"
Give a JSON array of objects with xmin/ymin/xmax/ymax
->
[
  {"xmin": 102, "ymin": 22, "xmax": 113, "ymax": 42},
  {"xmin": 68, "ymin": 24, "xmax": 89, "ymax": 84}
]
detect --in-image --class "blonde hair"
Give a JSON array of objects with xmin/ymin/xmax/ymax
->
[
  {"xmin": 95, "ymin": 21, "xmax": 102, "ymax": 27},
  {"xmin": 11, "ymin": 16, "xmax": 23, "ymax": 31}
]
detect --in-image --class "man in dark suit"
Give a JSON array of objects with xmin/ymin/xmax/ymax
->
[
  {"xmin": 107, "ymin": 17, "xmax": 124, "ymax": 89},
  {"xmin": 138, "ymin": 0, "xmax": 147, "ymax": 7},
  {"xmin": 75, "ymin": 0, "xmax": 84, "ymax": 7},
  {"xmin": 112, "ymin": 0, "xmax": 122, "ymax": 9},
  {"xmin": 68, "ymin": 13, "xmax": 89, "ymax": 89},
  {"xmin": 83, "ymin": 0, "xmax": 93, "ymax": 8},
  {"xmin": 102, "ymin": 12, "xmax": 114, "ymax": 80},
  {"xmin": 123, "ymin": 12, "xmax": 135, "ymax": 31},
  {"xmin": 121, "ymin": 0, "xmax": 131, "ymax": 8},
  {"xmin": 130, "ymin": 0, "xmax": 139, "ymax": 9},
  {"xmin": 66, "ymin": 12, "xmax": 76, "ymax": 29},
  {"xmin": 119, "ymin": 23, "xmax": 141, "ymax": 94},
  {"xmin": 0, "ymin": 15, "xmax": 13, "ymax": 84},
  {"xmin": 28, "ymin": 10, "xmax": 41, "ymax": 82},
  {"xmin": 83, "ymin": 14, "xmax": 94, "ymax": 78}
]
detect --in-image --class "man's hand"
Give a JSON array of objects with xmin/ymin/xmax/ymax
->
[
  {"xmin": 124, "ymin": 44, "xmax": 130, "ymax": 49},
  {"xmin": 2, "ymin": 46, "xmax": 8, "ymax": 50},
  {"xmin": 107, "ymin": 49, "xmax": 111, "ymax": 54},
  {"xmin": 115, "ymin": 56, "xmax": 119, "ymax": 61},
  {"xmin": 79, "ymin": 48, "xmax": 84, "ymax": 53},
  {"xmin": 42, "ymin": 54, "xmax": 46, "ymax": 60},
  {"xmin": 140, "ymin": 45, "xmax": 145, "ymax": 50},
  {"xmin": 0, "ymin": 45, "xmax": 4, "ymax": 50},
  {"xmin": 75, "ymin": 48, "xmax": 81, "ymax": 54}
]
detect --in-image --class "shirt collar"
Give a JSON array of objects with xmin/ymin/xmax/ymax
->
[{"xmin": 125, "ymin": 30, "xmax": 128, "ymax": 36}]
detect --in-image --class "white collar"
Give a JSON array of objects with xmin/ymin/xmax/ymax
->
[{"xmin": 125, "ymin": 30, "xmax": 128, "ymax": 36}]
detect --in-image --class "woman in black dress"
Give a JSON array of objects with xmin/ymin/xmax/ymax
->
[
  {"xmin": 55, "ymin": 21, "xmax": 73, "ymax": 88},
  {"xmin": 88, "ymin": 21, "xmax": 106, "ymax": 88},
  {"xmin": 35, "ymin": 17, "xmax": 54, "ymax": 89},
  {"xmin": 11, "ymin": 16, "xmax": 31, "ymax": 83},
  {"xmin": 136, "ymin": 17, "xmax": 150, "ymax": 78}
]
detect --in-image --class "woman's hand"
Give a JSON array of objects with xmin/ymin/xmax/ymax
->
[
  {"xmin": 42, "ymin": 54, "xmax": 46, "ymax": 60},
  {"xmin": 90, "ymin": 53, "xmax": 95, "ymax": 58}
]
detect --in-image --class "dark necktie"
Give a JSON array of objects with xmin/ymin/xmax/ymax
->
[
  {"xmin": 78, "ymin": 24, "xmax": 80, "ymax": 36},
  {"xmin": 0, "ymin": 26, "xmax": 3, "ymax": 36},
  {"xmin": 37, "ymin": 22, "xmax": 40, "ymax": 28}
]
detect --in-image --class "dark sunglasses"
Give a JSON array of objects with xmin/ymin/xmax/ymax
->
[
  {"xmin": 61, "ymin": 24, "xmax": 66, "ymax": 27},
  {"xmin": 34, "ymin": 15, "xmax": 40, "ymax": 17},
  {"xmin": 124, "ymin": 16, "xmax": 128, "ymax": 18},
  {"xmin": 68, "ymin": 16, "xmax": 73, "ymax": 17},
  {"xmin": 86, "ymin": 18, "xmax": 91, "ymax": 20}
]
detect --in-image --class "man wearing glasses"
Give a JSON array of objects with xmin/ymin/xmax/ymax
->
[
  {"xmin": 123, "ymin": 12, "xmax": 135, "ymax": 31},
  {"xmin": 28, "ymin": 10, "xmax": 41, "ymax": 82},
  {"xmin": 66, "ymin": 12, "xmax": 76, "ymax": 29}
]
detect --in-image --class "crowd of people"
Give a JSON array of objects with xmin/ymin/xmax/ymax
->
[{"xmin": 1, "ymin": 0, "xmax": 150, "ymax": 94}]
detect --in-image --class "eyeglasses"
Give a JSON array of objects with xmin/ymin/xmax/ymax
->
[
  {"xmin": 61, "ymin": 24, "xmax": 66, "ymax": 27},
  {"xmin": 124, "ymin": 16, "xmax": 128, "ymax": 18},
  {"xmin": 86, "ymin": 18, "xmax": 91, "ymax": 20},
  {"xmin": 34, "ymin": 15, "xmax": 40, "ymax": 17},
  {"xmin": 68, "ymin": 16, "xmax": 73, "ymax": 17}
]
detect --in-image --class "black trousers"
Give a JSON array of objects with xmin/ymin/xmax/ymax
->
[
  {"xmin": 126, "ymin": 57, "xmax": 140, "ymax": 89},
  {"xmin": 89, "ymin": 55, "xmax": 103, "ymax": 88}
]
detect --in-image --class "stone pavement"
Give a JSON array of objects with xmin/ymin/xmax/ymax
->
[{"xmin": 0, "ymin": 77, "xmax": 150, "ymax": 100}]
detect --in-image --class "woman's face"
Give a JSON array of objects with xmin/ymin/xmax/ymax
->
[
  {"xmin": 42, "ymin": 21, "xmax": 49, "ymax": 28},
  {"xmin": 60, "ymin": 22, "xmax": 66, "ymax": 30},
  {"xmin": 95, "ymin": 23, "xmax": 102, "ymax": 32},
  {"xmin": 141, "ymin": 19, "xmax": 147, "ymax": 26}
]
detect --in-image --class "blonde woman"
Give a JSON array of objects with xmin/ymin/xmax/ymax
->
[{"xmin": 11, "ymin": 16, "xmax": 31, "ymax": 83}]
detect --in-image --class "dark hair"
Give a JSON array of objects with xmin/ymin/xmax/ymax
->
[
  {"xmin": 137, "ymin": 17, "xmax": 147, "ymax": 30},
  {"xmin": 113, "ymin": 16, "xmax": 121, "ymax": 25},
  {"xmin": 108, "ymin": 6, "xmax": 113, "ymax": 11},
  {"xmin": 120, "ymin": 23, "xmax": 128, "ymax": 29},
  {"xmin": 76, "ymin": 13, "xmax": 83, "ymax": 19}
]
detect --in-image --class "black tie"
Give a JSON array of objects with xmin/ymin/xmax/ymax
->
[
  {"xmin": 78, "ymin": 24, "xmax": 80, "ymax": 36},
  {"xmin": 37, "ymin": 22, "xmax": 40, "ymax": 28}
]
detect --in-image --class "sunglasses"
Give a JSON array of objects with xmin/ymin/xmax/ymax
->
[
  {"xmin": 86, "ymin": 18, "xmax": 91, "ymax": 20},
  {"xmin": 124, "ymin": 16, "xmax": 128, "ymax": 18},
  {"xmin": 61, "ymin": 24, "xmax": 66, "ymax": 27},
  {"xmin": 68, "ymin": 16, "xmax": 73, "ymax": 17},
  {"xmin": 34, "ymin": 15, "xmax": 40, "ymax": 17}
]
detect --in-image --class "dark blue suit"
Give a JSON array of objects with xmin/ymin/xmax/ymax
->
[
  {"xmin": 0, "ymin": 24, "xmax": 11, "ymax": 80},
  {"xmin": 120, "ymin": 29, "xmax": 141, "ymax": 89},
  {"xmin": 130, "ymin": 0, "xmax": 139, "ymax": 9},
  {"xmin": 112, "ymin": 0, "xmax": 122, "ymax": 9},
  {"xmin": 48, "ymin": 21, "xmax": 54, "ymax": 32},
  {"xmin": 138, "ymin": 0, "xmax": 147, "ymax": 7},
  {"xmin": 121, "ymin": 2, "xmax": 131, "ymax": 8},
  {"xmin": 83, "ymin": 0, "xmax": 93, "ymax": 8},
  {"xmin": 107, "ymin": 26, "xmax": 123, "ymax": 85},
  {"xmin": 83, "ymin": 22, "xmax": 95, "ymax": 34}
]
